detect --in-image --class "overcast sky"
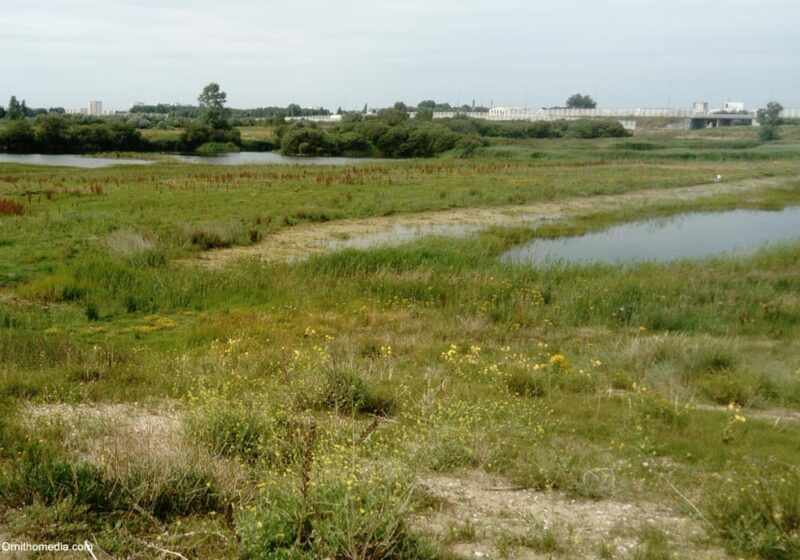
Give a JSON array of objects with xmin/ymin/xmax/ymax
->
[{"xmin": 2, "ymin": 0, "xmax": 798, "ymax": 111}]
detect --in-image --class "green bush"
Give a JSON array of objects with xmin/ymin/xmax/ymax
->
[
  {"xmin": 279, "ymin": 124, "xmax": 333, "ymax": 156},
  {"xmin": 195, "ymin": 141, "xmax": 240, "ymax": 154}
]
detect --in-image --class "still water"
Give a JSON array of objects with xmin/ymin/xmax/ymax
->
[
  {"xmin": 171, "ymin": 152, "xmax": 379, "ymax": 166},
  {"xmin": 0, "ymin": 153, "xmax": 152, "ymax": 168},
  {"xmin": 0, "ymin": 152, "xmax": 379, "ymax": 168},
  {"xmin": 501, "ymin": 207, "xmax": 800, "ymax": 266}
]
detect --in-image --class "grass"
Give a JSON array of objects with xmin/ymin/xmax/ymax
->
[{"xmin": 1, "ymin": 126, "xmax": 799, "ymax": 557}]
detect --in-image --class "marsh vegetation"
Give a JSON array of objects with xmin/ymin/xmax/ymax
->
[{"xmin": 1, "ymin": 125, "xmax": 799, "ymax": 558}]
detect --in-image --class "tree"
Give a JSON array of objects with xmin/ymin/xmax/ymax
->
[
  {"xmin": 417, "ymin": 100, "xmax": 436, "ymax": 110},
  {"xmin": 35, "ymin": 114, "xmax": 71, "ymax": 153},
  {"xmin": 757, "ymin": 101, "xmax": 783, "ymax": 141},
  {"xmin": 286, "ymin": 103, "xmax": 302, "ymax": 117},
  {"xmin": 566, "ymin": 93, "xmax": 597, "ymax": 109},
  {"xmin": 7, "ymin": 96, "xmax": 23, "ymax": 119},
  {"xmin": 198, "ymin": 83, "xmax": 229, "ymax": 129},
  {"xmin": 416, "ymin": 107, "xmax": 433, "ymax": 121},
  {"xmin": 393, "ymin": 101, "xmax": 408, "ymax": 112},
  {"xmin": 376, "ymin": 108, "xmax": 409, "ymax": 126},
  {"xmin": 1, "ymin": 120, "xmax": 36, "ymax": 152},
  {"xmin": 0, "ymin": 106, "xmax": 5, "ymax": 119}
]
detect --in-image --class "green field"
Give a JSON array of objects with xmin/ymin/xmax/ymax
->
[{"xmin": 1, "ymin": 126, "xmax": 799, "ymax": 559}]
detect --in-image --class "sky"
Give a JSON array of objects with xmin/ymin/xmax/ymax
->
[{"xmin": 2, "ymin": 0, "xmax": 798, "ymax": 112}]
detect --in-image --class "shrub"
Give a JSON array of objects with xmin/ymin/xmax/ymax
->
[
  {"xmin": 280, "ymin": 125, "xmax": 332, "ymax": 156},
  {"xmin": 1, "ymin": 120, "xmax": 37, "ymax": 152},
  {"xmin": 195, "ymin": 141, "xmax": 240, "ymax": 154},
  {"xmin": 567, "ymin": 119, "xmax": 630, "ymax": 139}
]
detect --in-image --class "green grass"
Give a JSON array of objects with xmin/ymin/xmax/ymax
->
[{"xmin": 1, "ymin": 129, "xmax": 800, "ymax": 558}]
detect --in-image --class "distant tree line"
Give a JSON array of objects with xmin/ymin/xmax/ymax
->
[
  {"xmin": 0, "ymin": 96, "xmax": 64, "ymax": 119},
  {"xmin": 129, "ymin": 102, "xmax": 331, "ymax": 123},
  {"xmin": 1, "ymin": 88, "xmax": 628, "ymax": 156},
  {"xmin": 0, "ymin": 115, "xmax": 147, "ymax": 153},
  {"xmin": 0, "ymin": 87, "xmax": 272, "ymax": 154}
]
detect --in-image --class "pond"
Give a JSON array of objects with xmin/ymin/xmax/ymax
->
[
  {"xmin": 170, "ymin": 152, "xmax": 380, "ymax": 166},
  {"xmin": 0, "ymin": 153, "xmax": 153, "ymax": 168},
  {"xmin": 500, "ymin": 207, "xmax": 800, "ymax": 266},
  {"xmin": 0, "ymin": 152, "xmax": 381, "ymax": 168}
]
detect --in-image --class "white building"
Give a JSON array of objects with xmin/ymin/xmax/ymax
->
[
  {"xmin": 488, "ymin": 106, "xmax": 521, "ymax": 116},
  {"xmin": 723, "ymin": 101, "xmax": 745, "ymax": 113},
  {"xmin": 88, "ymin": 101, "xmax": 103, "ymax": 116}
]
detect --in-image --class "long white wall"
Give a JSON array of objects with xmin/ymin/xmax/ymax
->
[{"xmin": 285, "ymin": 108, "xmax": 800, "ymax": 123}]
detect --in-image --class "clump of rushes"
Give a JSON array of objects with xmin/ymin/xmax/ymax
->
[{"xmin": 318, "ymin": 364, "xmax": 396, "ymax": 416}]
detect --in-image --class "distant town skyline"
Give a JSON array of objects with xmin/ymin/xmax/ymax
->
[{"xmin": 3, "ymin": 0, "xmax": 799, "ymax": 112}]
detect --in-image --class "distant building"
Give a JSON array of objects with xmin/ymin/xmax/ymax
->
[
  {"xmin": 88, "ymin": 101, "xmax": 103, "ymax": 116},
  {"xmin": 488, "ymin": 106, "xmax": 520, "ymax": 116},
  {"xmin": 723, "ymin": 101, "xmax": 745, "ymax": 113},
  {"xmin": 693, "ymin": 101, "xmax": 709, "ymax": 113}
]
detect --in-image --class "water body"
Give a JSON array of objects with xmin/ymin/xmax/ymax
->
[
  {"xmin": 501, "ymin": 207, "xmax": 800, "ymax": 266},
  {"xmin": 0, "ymin": 152, "xmax": 379, "ymax": 168},
  {"xmin": 0, "ymin": 153, "xmax": 152, "ymax": 168},
  {"xmin": 170, "ymin": 152, "xmax": 380, "ymax": 166}
]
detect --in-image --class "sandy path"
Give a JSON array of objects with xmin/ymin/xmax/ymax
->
[{"xmin": 187, "ymin": 176, "xmax": 785, "ymax": 268}]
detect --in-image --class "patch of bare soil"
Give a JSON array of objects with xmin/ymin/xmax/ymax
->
[
  {"xmin": 25, "ymin": 402, "xmax": 182, "ymax": 463},
  {"xmin": 418, "ymin": 471, "xmax": 727, "ymax": 559},
  {"xmin": 190, "ymin": 176, "xmax": 784, "ymax": 268}
]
